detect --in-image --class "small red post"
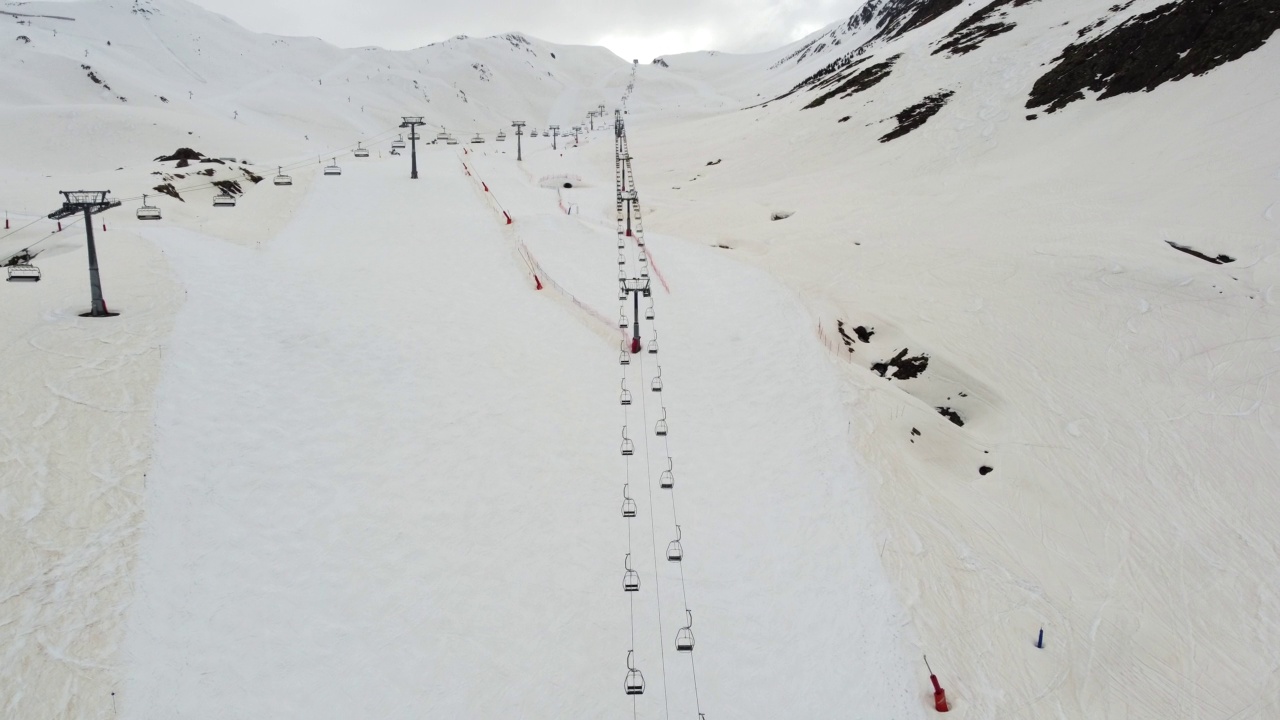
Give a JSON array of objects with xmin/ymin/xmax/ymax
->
[
  {"xmin": 626, "ymin": 229, "xmax": 632, "ymax": 237},
  {"xmin": 103, "ymin": 223, "xmax": 107, "ymax": 231},
  {"xmin": 4, "ymin": 214, "xmax": 9, "ymax": 230},
  {"xmin": 924, "ymin": 654, "xmax": 949, "ymax": 713},
  {"xmin": 482, "ymin": 182, "xmax": 489, "ymax": 192},
  {"xmin": 503, "ymin": 211, "xmax": 513, "ymax": 225},
  {"xmin": 534, "ymin": 275, "xmax": 543, "ymax": 290},
  {"xmin": 57, "ymin": 221, "xmax": 62, "ymax": 232}
]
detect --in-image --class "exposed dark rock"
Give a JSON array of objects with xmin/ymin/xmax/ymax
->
[
  {"xmin": 872, "ymin": 348, "xmax": 930, "ymax": 380},
  {"xmin": 853, "ymin": 325, "xmax": 875, "ymax": 343},
  {"xmin": 1166, "ymin": 241, "xmax": 1235, "ymax": 264},
  {"xmin": 911, "ymin": 428, "xmax": 922, "ymax": 436},
  {"xmin": 979, "ymin": 465, "xmax": 994, "ymax": 475},
  {"xmin": 803, "ymin": 54, "xmax": 901, "ymax": 109},
  {"xmin": 652, "ymin": 58, "xmax": 669, "ymax": 67},
  {"xmin": 937, "ymin": 407, "xmax": 965, "ymax": 426},
  {"xmin": 771, "ymin": 210, "xmax": 795, "ymax": 221},
  {"xmin": 880, "ymin": 90, "xmax": 955, "ymax": 142},
  {"xmin": 706, "ymin": 159, "xmax": 721, "ymax": 166},
  {"xmin": 934, "ymin": 0, "xmax": 1039, "ymax": 57},
  {"xmin": 839, "ymin": 116, "xmax": 851, "ymax": 122},
  {"xmin": 212, "ymin": 180, "xmax": 244, "ymax": 196},
  {"xmin": 1028, "ymin": 0, "xmax": 1280, "ymax": 114},
  {"xmin": 155, "ymin": 148, "xmax": 205, "ymax": 162},
  {"xmin": 152, "ymin": 183, "xmax": 183, "ymax": 201}
]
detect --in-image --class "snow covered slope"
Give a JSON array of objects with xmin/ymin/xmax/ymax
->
[{"xmin": 4, "ymin": 0, "xmax": 1280, "ymax": 717}]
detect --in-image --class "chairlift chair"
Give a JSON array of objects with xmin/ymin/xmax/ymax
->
[
  {"xmin": 648, "ymin": 338, "xmax": 658, "ymax": 355},
  {"xmin": 621, "ymin": 484, "xmax": 637, "ymax": 518},
  {"xmin": 666, "ymin": 525, "xmax": 683, "ymax": 562},
  {"xmin": 618, "ymin": 252, "xmax": 626, "ymax": 266},
  {"xmin": 617, "ymin": 236, "xmax": 625, "ymax": 249},
  {"xmin": 655, "ymin": 408, "xmax": 668, "ymax": 437},
  {"xmin": 638, "ymin": 249, "xmax": 647, "ymax": 262},
  {"xmin": 136, "ymin": 195, "xmax": 161, "ymax": 220},
  {"xmin": 620, "ymin": 379, "xmax": 632, "ymax": 406},
  {"xmin": 354, "ymin": 143, "xmax": 370, "ymax": 158},
  {"xmin": 392, "ymin": 135, "xmax": 407, "ymax": 150},
  {"xmin": 324, "ymin": 159, "xmax": 342, "ymax": 176},
  {"xmin": 471, "ymin": 133, "xmax": 485, "ymax": 144},
  {"xmin": 620, "ymin": 342, "xmax": 631, "ymax": 366},
  {"xmin": 623, "ymin": 554, "xmax": 640, "ymax": 592},
  {"xmin": 496, "ymin": 131, "xmax": 507, "ymax": 142},
  {"xmin": 624, "ymin": 651, "xmax": 645, "ymax": 696},
  {"xmin": 645, "ymin": 304, "xmax": 655, "ymax": 320},
  {"xmin": 446, "ymin": 136, "xmax": 459, "ymax": 145},
  {"xmin": 621, "ymin": 426, "xmax": 634, "ymax": 456},
  {"xmin": 619, "ymin": 310, "xmax": 628, "ymax": 328},
  {"xmin": 6, "ymin": 263, "xmax": 41, "ymax": 282},
  {"xmin": 660, "ymin": 458, "xmax": 674, "ymax": 489},
  {"xmin": 273, "ymin": 166, "xmax": 293, "ymax": 186},
  {"xmin": 651, "ymin": 367, "xmax": 663, "ymax": 392},
  {"xmin": 640, "ymin": 266, "xmax": 649, "ymax": 279},
  {"xmin": 212, "ymin": 192, "xmax": 237, "ymax": 207},
  {"xmin": 675, "ymin": 610, "xmax": 695, "ymax": 652}
]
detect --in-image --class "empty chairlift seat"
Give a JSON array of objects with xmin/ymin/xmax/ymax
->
[
  {"xmin": 6, "ymin": 263, "xmax": 41, "ymax": 282},
  {"xmin": 621, "ymin": 484, "xmax": 637, "ymax": 518},
  {"xmin": 391, "ymin": 135, "xmax": 406, "ymax": 150},
  {"xmin": 212, "ymin": 192, "xmax": 237, "ymax": 207},
  {"xmin": 620, "ymin": 426, "xmax": 634, "ymax": 456},
  {"xmin": 622, "ymin": 554, "xmax": 640, "ymax": 592},
  {"xmin": 273, "ymin": 166, "xmax": 293, "ymax": 185},
  {"xmin": 666, "ymin": 527, "xmax": 683, "ymax": 562},
  {"xmin": 655, "ymin": 408, "xmax": 668, "ymax": 437},
  {"xmin": 353, "ymin": 143, "xmax": 370, "ymax": 158},
  {"xmin": 624, "ymin": 651, "xmax": 645, "ymax": 696},
  {"xmin": 660, "ymin": 458, "xmax": 674, "ymax": 489},
  {"xmin": 496, "ymin": 131, "xmax": 507, "ymax": 142},
  {"xmin": 471, "ymin": 133, "xmax": 485, "ymax": 144},
  {"xmin": 324, "ymin": 159, "xmax": 342, "ymax": 176},
  {"xmin": 675, "ymin": 611, "xmax": 695, "ymax": 652},
  {"xmin": 651, "ymin": 367, "xmax": 663, "ymax": 392},
  {"xmin": 619, "ymin": 380, "xmax": 632, "ymax": 406},
  {"xmin": 136, "ymin": 195, "xmax": 161, "ymax": 220}
]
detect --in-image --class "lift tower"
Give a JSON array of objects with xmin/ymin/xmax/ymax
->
[
  {"xmin": 49, "ymin": 190, "xmax": 121, "ymax": 317},
  {"xmin": 512, "ymin": 121, "xmax": 526, "ymax": 161},
  {"xmin": 400, "ymin": 116, "xmax": 424, "ymax": 179}
]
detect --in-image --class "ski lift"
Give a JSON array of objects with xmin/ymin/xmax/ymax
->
[
  {"xmin": 471, "ymin": 133, "xmax": 485, "ymax": 144},
  {"xmin": 622, "ymin": 484, "xmax": 637, "ymax": 518},
  {"xmin": 640, "ymin": 266, "xmax": 649, "ymax": 279},
  {"xmin": 409, "ymin": 132, "xmax": 421, "ymax": 141},
  {"xmin": 496, "ymin": 131, "xmax": 507, "ymax": 142},
  {"xmin": 660, "ymin": 458, "xmax": 674, "ymax": 489},
  {"xmin": 639, "ymin": 249, "xmax": 647, "ymax": 262},
  {"xmin": 624, "ymin": 651, "xmax": 645, "ymax": 696},
  {"xmin": 621, "ymin": 426, "xmax": 634, "ymax": 456},
  {"xmin": 324, "ymin": 158, "xmax": 342, "ymax": 176},
  {"xmin": 617, "ymin": 236, "xmax": 625, "ymax": 249},
  {"xmin": 655, "ymin": 408, "xmax": 668, "ymax": 437},
  {"xmin": 435, "ymin": 130, "xmax": 450, "ymax": 142},
  {"xmin": 392, "ymin": 135, "xmax": 406, "ymax": 150},
  {"xmin": 666, "ymin": 528, "xmax": 683, "ymax": 562},
  {"xmin": 645, "ymin": 304, "xmax": 654, "ymax": 320},
  {"xmin": 212, "ymin": 192, "xmax": 237, "ymax": 207},
  {"xmin": 531, "ymin": 129, "xmax": 539, "ymax": 137},
  {"xmin": 6, "ymin": 263, "xmax": 41, "ymax": 282},
  {"xmin": 620, "ymin": 379, "xmax": 632, "ymax": 406},
  {"xmin": 619, "ymin": 310, "xmax": 628, "ymax": 328},
  {"xmin": 651, "ymin": 367, "xmax": 663, "ymax": 392},
  {"xmin": 675, "ymin": 610, "xmax": 695, "ymax": 652},
  {"xmin": 354, "ymin": 143, "xmax": 370, "ymax": 158},
  {"xmin": 648, "ymin": 338, "xmax": 658, "ymax": 355},
  {"xmin": 623, "ymin": 553, "xmax": 640, "ymax": 592},
  {"xmin": 136, "ymin": 195, "xmax": 161, "ymax": 220},
  {"xmin": 620, "ymin": 341, "xmax": 631, "ymax": 366},
  {"xmin": 618, "ymin": 252, "xmax": 626, "ymax": 266},
  {"xmin": 273, "ymin": 166, "xmax": 293, "ymax": 186},
  {"xmin": 446, "ymin": 136, "xmax": 459, "ymax": 145}
]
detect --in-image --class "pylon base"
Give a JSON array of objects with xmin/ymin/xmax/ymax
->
[{"xmin": 80, "ymin": 310, "xmax": 120, "ymax": 318}]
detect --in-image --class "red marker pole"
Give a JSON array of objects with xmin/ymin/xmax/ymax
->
[{"xmin": 924, "ymin": 655, "xmax": 949, "ymax": 713}]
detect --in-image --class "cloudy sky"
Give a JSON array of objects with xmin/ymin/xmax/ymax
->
[{"xmin": 188, "ymin": 0, "xmax": 857, "ymax": 61}]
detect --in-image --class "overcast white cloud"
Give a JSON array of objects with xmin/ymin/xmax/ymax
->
[{"xmin": 187, "ymin": 0, "xmax": 855, "ymax": 61}]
